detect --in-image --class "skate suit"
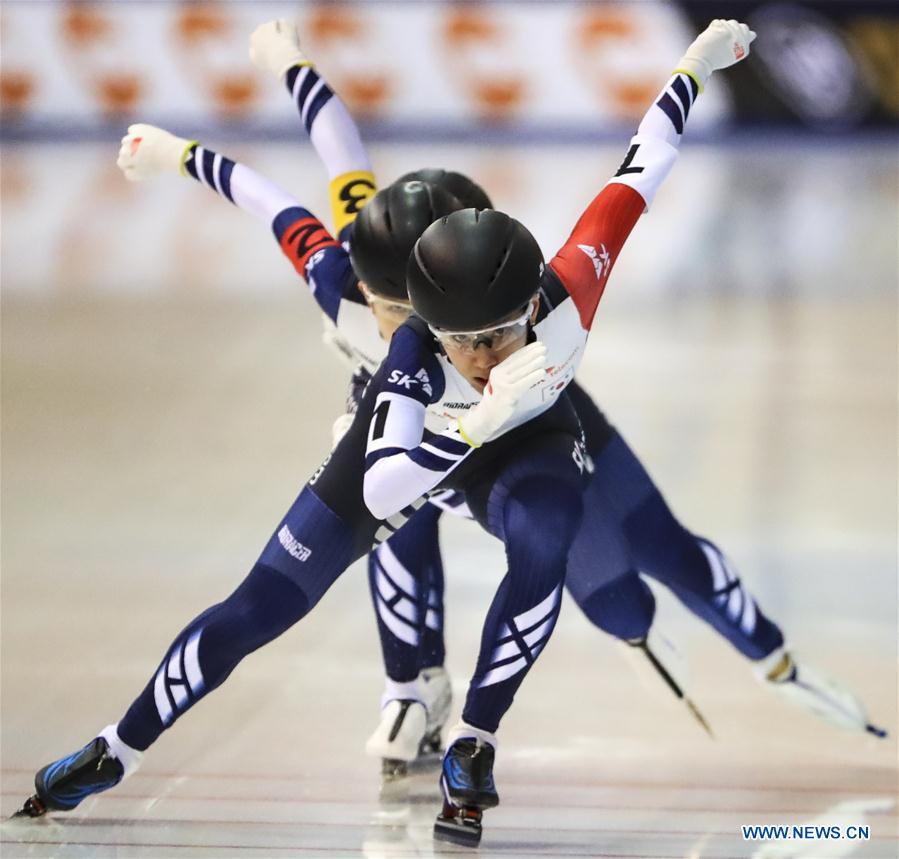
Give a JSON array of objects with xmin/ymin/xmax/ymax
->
[
  {"xmin": 240, "ymin": 60, "xmax": 785, "ymax": 681},
  {"xmin": 24, "ymin": 23, "xmax": 882, "ymax": 828},
  {"xmin": 113, "ymin": 64, "xmax": 716, "ymax": 751}
]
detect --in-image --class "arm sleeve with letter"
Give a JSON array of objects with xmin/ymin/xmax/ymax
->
[
  {"xmin": 550, "ymin": 19, "xmax": 755, "ymax": 331},
  {"xmin": 281, "ymin": 59, "xmax": 376, "ymax": 238},
  {"xmin": 360, "ymin": 326, "xmax": 479, "ymax": 521},
  {"xmin": 181, "ymin": 142, "xmax": 354, "ymax": 323},
  {"xmin": 116, "ymin": 123, "xmax": 354, "ymax": 322}
]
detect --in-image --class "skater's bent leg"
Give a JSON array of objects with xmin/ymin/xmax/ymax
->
[
  {"xmin": 368, "ymin": 503, "xmax": 444, "ymax": 683},
  {"xmin": 118, "ymin": 563, "xmax": 308, "ymax": 749},
  {"xmin": 596, "ymin": 431, "xmax": 784, "ymax": 660},
  {"xmin": 463, "ymin": 456, "xmax": 584, "ymax": 733},
  {"xmin": 119, "ymin": 487, "xmax": 356, "ymax": 750},
  {"xmin": 365, "ymin": 507, "xmax": 451, "ymax": 771},
  {"xmin": 566, "ymin": 462, "xmax": 656, "ymax": 641},
  {"xmin": 422, "ymin": 543, "xmax": 447, "ymax": 670},
  {"xmin": 575, "ymin": 572, "xmax": 656, "ymax": 642},
  {"xmin": 665, "ymin": 534, "xmax": 784, "ymax": 660}
]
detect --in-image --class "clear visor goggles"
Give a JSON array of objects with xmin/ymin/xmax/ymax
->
[
  {"xmin": 361, "ymin": 285, "xmax": 413, "ymax": 321},
  {"xmin": 428, "ymin": 298, "xmax": 537, "ymax": 355}
]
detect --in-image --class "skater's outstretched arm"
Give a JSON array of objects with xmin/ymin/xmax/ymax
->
[
  {"xmin": 249, "ymin": 18, "xmax": 377, "ymax": 239},
  {"xmin": 549, "ymin": 19, "xmax": 756, "ymax": 330},
  {"xmin": 116, "ymin": 125, "xmax": 355, "ymax": 324}
]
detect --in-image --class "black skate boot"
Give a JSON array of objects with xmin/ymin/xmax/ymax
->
[
  {"xmin": 433, "ymin": 736, "xmax": 499, "ymax": 847},
  {"xmin": 15, "ymin": 737, "xmax": 124, "ymax": 818}
]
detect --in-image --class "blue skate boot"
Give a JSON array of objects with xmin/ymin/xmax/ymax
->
[
  {"xmin": 15, "ymin": 726, "xmax": 138, "ymax": 817},
  {"xmin": 434, "ymin": 723, "xmax": 499, "ymax": 847}
]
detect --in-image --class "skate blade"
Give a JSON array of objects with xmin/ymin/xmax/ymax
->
[
  {"xmin": 380, "ymin": 758, "xmax": 408, "ymax": 782},
  {"xmin": 434, "ymin": 812, "xmax": 482, "ymax": 847},
  {"xmin": 418, "ymin": 726, "xmax": 443, "ymax": 758},
  {"xmin": 11, "ymin": 795, "xmax": 47, "ymax": 819},
  {"xmin": 685, "ymin": 697, "xmax": 715, "ymax": 738},
  {"xmin": 408, "ymin": 752, "xmax": 442, "ymax": 776},
  {"xmin": 381, "ymin": 751, "xmax": 441, "ymax": 784},
  {"xmin": 634, "ymin": 639, "xmax": 715, "ymax": 738}
]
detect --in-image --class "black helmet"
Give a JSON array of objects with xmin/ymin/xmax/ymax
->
[
  {"xmin": 350, "ymin": 180, "xmax": 463, "ymax": 300},
  {"xmin": 407, "ymin": 208, "xmax": 544, "ymax": 331},
  {"xmin": 397, "ymin": 168, "xmax": 493, "ymax": 210}
]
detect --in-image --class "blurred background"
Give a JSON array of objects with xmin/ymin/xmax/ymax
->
[
  {"xmin": 2, "ymin": 0, "xmax": 898, "ymax": 295},
  {"xmin": 1, "ymin": 2, "xmax": 897, "ymax": 857}
]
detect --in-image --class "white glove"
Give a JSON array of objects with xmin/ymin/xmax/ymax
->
[
  {"xmin": 331, "ymin": 412, "xmax": 355, "ymax": 448},
  {"xmin": 458, "ymin": 342, "xmax": 547, "ymax": 447},
  {"xmin": 117, "ymin": 123, "xmax": 195, "ymax": 182},
  {"xmin": 249, "ymin": 19, "xmax": 308, "ymax": 80},
  {"xmin": 676, "ymin": 19, "xmax": 756, "ymax": 90}
]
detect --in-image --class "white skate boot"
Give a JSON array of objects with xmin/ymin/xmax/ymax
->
[
  {"xmin": 757, "ymin": 648, "xmax": 886, "ymax": 737},
  {"xmin": 365, "ymin": 679, "xmax": 428, "ymax": 781},
  {"xmin": 418, "ymin": 666, "xmax": 452, "ymax": 757}
]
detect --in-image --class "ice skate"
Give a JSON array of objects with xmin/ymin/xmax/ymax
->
[
  {"xmin": 365, "ymin": 697, "xmax": 428, "ymax": 781},
  {"xmin": 433, "ymin": 723, "xmax": 499, "ymax": 847},
  {"xmin": 625, "ymin": 627, "xmax": 714, "ymax": 737},
  {"xmin": 14, "ymin": 736, "xmax": 124, "ymax": 817},
  {"xmin": 418, "ymin": 666, "xmax": 452, "ymax": 757},
  {"xmin": 758, "ymin": 649, "xmax": 887, "ymax": 738}
]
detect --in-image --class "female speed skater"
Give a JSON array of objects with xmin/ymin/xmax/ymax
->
[
  {"xmin": 121, "ymin": 18, "xmax": 884, "ymax": 778},
  {"xmin": 19, "ymin": 18, "xmax": 882, "ymax": 850}
]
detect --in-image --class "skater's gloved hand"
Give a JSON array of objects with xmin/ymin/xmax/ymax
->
[
  {"xmin": 117, "ymin": 124, "xmax": 196, "ymax": 182},
  {"xmin": 249, "ymin": 19, "xmax": 309, "ymax": 80},
  {"xmin": 331, "ymin": 412, "xmax": 354, "ymax": 447},
  {"xmin": 675, "ymin": 19, "xmax": 756, "ymax": 91},
  {"xmin": 458, "ymin": 341, "xmax": 547, "ymax": 447}
]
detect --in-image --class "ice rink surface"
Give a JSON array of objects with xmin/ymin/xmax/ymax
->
[{"xmin": 2, "ymin": 140, "xmax": 897, "ymax": 858}]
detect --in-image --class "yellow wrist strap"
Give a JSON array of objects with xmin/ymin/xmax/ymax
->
[
  {"xmin": 456, "ymin": 419, "xmax": 481, "ymax": 449},
  {"xmin": 673, "ymin": 67, "xmax": 704, "ymax": 94},
  {"xmin": 178, "ymin": 140, "xmax": 200, "ymax": 176}
]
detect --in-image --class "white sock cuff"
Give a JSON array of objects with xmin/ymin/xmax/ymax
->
[
  {"xmin": 99, "ymin": 724, "xmax": 143, "ymax": 779},
  {"xmin": 446, "ymin": 720, "xmax": 497, "ymax": 751},
  {"xmin": 381, "ymin": 677, "xmax": 424, "ymax": 709}
]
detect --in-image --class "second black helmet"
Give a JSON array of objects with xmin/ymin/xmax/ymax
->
[
  {"xmin": 349, "ymin": 180, "xmax": 463, "ymax": 300},
  {"xmin": 407, "ymin": 208, "xmax": 545, "ymax": 332},
  {"xmin": 397, "ymin": 168, "xmax": 493, "ymax": 211}
]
